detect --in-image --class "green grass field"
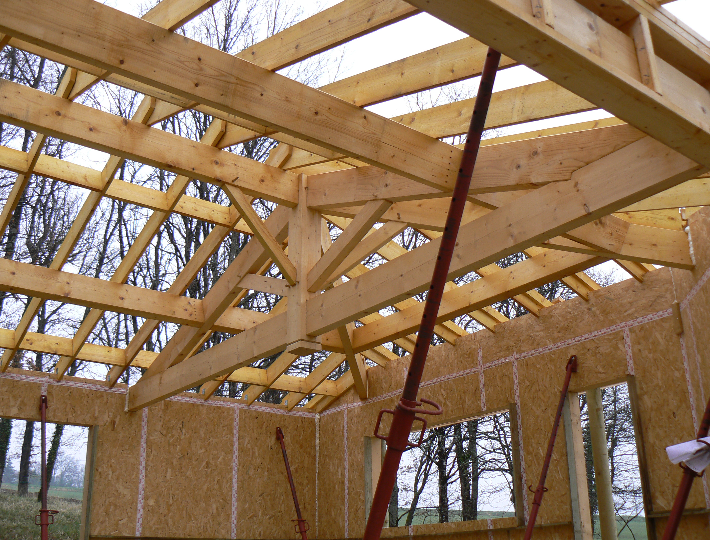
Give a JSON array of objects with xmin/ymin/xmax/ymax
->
[
  {"xmin": 0, "ymin": 491, "xmax": 81, "ymax": 540},
  {"xmin": 0, "ymin": 485, "xmax": 83, "ymax": 501}
]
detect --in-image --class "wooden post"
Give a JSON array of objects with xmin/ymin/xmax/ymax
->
[
  {"xmin": 287, "ymin": 173, "xmax": 322, "ymax": 355},
  {"xmin": 563, "ymin": 393, "xmax": 593, "ymax": 540},
  {"xmin": 587, "ymin": 388, "xmax": 617, "ymax": 540},
  {"xmin": 79, "ymin": 425, "xmax": 98, "ymax": 540}
]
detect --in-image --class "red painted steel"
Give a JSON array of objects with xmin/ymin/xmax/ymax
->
[
  {"xmin": 362, "ymin": 48, "xmax": 502, "ymax": 540},
  {"xmin": 523, "ymin": 355, "xmax": 578, "ymax": 539},
  {"xmin": 661, "ymin": 394, "xmax": 710, "ymax": 540},
  {"xmin": 276, "ymin": 427, "xmax": 309, "ymax": 540},
  {"xmin": 35, "ymin": 395, "xmax": 58, "ymax": 540}
]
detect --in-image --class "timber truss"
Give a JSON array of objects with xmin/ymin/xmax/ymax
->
[{"xmin": 0, "ymin": 0, "xmax": 708, "ymax": 412}]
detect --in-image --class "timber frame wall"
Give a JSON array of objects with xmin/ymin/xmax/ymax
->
[
  {"xmin": 2, "ymin": 206, "xmax": 710, "ymax": 540},
  {"xmin": 0, "ymin": 0, "xmax": 709, "ymax": 538}
]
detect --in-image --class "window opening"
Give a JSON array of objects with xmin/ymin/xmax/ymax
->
[
  {"xmin": 579, "ymin": 382, "xmax": 648, "ymax": 539},
  {"xmin": 386, "ymin": 410, "xmax": 516, "ymax": 527},
  {"xmin": 0, "ymin": 417, "xmax": 89, "ymax": 539}
]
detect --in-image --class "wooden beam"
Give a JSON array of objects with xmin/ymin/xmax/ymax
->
[
  {"xmin": 321, "ymin": 37, "xmax": 517, "ymax": 108},
  {"xmin": 391, "ymin": 80, "xmax": 595, "ymax": 139},
  {"xmin": 306, "ymin": 123, "xmax": 646, "ymax": 209},
  {"xmin": 286, "ymin": 175, "xmax": 323, "ymax": 354},
  {"xmin": 0, "ymin": 256, "xmax": 269, "ymax": 336},
  {"xmin": 0, "ymin": 80, "xmax": 299, "ymax": 206},
  {"xmin": 240, "ymin": 0, "xmax": 417, "ymax": 72},
  {"xmin": 142, "ymin": 206, "xmax": 289, "ymax": 379},
  {"xmin": 0, "ymin": 0, "xmax": 472, "ymax": 192},
  {"xmin": 308, "ymin": 200, "xmax": 391, "ymax": 292},
  {"xmin": 403, "ymin": 0, "xmax": 710, "ymax": 171},
  {"xmin": 127, "ymin": 312, "xmax": 291, "ymax": 410},
  {"xmin": 546, "ymin": 216, "xmax": 694, "ymax": 269},
  {"xmin": 222, "ymin": 184, "xmax": 297, "ymax": 284},
  {"xmin": 622, "ymin": 177, "xmax": 710, "ymax": 211},
  {"xmin": 320, "ymin": 220, "xmax": 408, "ymax": 287},
  {"xmin": 337, "ymin": 325, "xmax": 367, "ymax": 399},
  {"xmin": 143, "ymin": 0, "xmax": 221, "ymax": 32},
  {"xmin": 627, "ymin": 15, "xmax": 662, "ymax": 94},
  {"xmin": 351, "ymin": 250, "xmax": 603, "ymax": 351}
]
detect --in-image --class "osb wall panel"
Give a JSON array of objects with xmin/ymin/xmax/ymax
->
[
  {"xmin": 319, "ymin": 225, "xmax": 710, "ymax": 539},
  {"xmin": 317, "ymin": 411, "xmax": 346, "ymax": 539},
  {"xmin": 141, "ymin": 399, "xmax": 233, "ymax": 538},
  {"xmin": 236, "ymin": 408, "xmax": 316, "ymax": 540},
  {"xmin": 630, "ymin": 318, "xmax": 706, "ymax": 511},
  {"xmin": 89, "ymin": 403, "xmax": 143, "ymax": 536}
]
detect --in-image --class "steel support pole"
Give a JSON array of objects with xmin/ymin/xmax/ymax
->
[
  {"xmin": 276, "ymin": 427, "xmax": 309, "ymax": 540},
  {"xmin": 362, "ymin": 48, "xmax": 502, "ymax": 540},
  {"xmin": 661, "ymin": 394, "xmax": 710, "ymax": 540},
  {"xmin": 524, "ymin": 355, "xmax": 578, "ymax": 539}
]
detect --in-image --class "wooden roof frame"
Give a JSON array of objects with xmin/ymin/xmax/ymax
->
[{"xmin": 0, "ymin": 0, "xmax": 706, "ymax": 412}]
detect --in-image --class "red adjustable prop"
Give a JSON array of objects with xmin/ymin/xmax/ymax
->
[{"xmin": 362, "ymin": 48, "xmax": 502, "ymax": 540}]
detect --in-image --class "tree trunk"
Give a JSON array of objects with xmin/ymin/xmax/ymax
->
[
  {"xmin": 389, "ymin": 480, "xmax": 399, "ymax": 527},
  {"xmin": 17, "ymin": 420, "xmax": 34, "ymax": 496},
  {"xmin": 0, "ymin": 417, "xmax": 11, "ymax": 485},
  {"xmin": 435, "ymin": 427, "xmax": 448, "ymax": 523},
  {"xmin": 453, "ymin": 424, "xmax": 471, "ymax": 521},
  {"xmin": 468, "ymin": 420, "xmax": 479, "ymax": 521},
  {"xmin": 37, "ymin": 423, "xmax": 64, "ymax": 501}
]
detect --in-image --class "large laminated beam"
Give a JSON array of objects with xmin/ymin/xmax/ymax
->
[
  {"xmin": 402, "ymin": 0, "xmax": 710, "ymax": 171},
  {"xmin": 0, "ymin": 256, "xmax": 268, "ymax": 332},
  {"xmin": 0, "ymin": 80, "xmax": 298, "ymax": 206},
  {"xmin": 307, "ymin": 123, "xmax": 645, "ymax": 209}
]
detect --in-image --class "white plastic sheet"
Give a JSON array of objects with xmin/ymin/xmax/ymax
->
[{"xmin": 666, "ymin": 436, "xmax": 710, "ymax": 474}]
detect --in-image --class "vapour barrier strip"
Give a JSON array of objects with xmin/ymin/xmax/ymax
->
[
  {"xmin": 0, "ymin": 371, "xmax": 317, "ymax": 417},
  {"xmin": 623, "ymin": 328, "xmax": 635, "ymax": 376},
  {"xmin": 487, "ymin": 519, "xmax": 494, "ymax": 540},
  {"xmin": 680, "ymin": 260, "xmax": 710, "ymax": 311},
  {"xmin": 135, "ymin": 407, "xmax": 148, "ymax": 537},
  {"xmin": 231, "ymin": 407, "xmax": 239, "ymax": 539},
  {"xmin": 322, "ymin": 308, "xmax": 673, "ymax": 417},
  {"xmin": 683, "ymin": 308, "xmax": 706, "ymax": 407},
  {"xmin": 315, "ymin": 414, "xmax": 320, "ymax": 539},
  {"xmin": 478, "ymin": 348, "xmax": 486, "ymax": 410},
  {"xmin": 512, "ymin": 356, "xmax": 529, "ymax": 522},
  {"xmin": 343, "ymin": 407, "xmax": 349, "ymax": 538}
]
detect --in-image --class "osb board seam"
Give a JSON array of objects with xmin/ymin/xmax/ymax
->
[
  {"xmin": 343, "ymin": 407, "xmax": 349, "ymax": 538},
  {"xmin": 232, "ymin": 408, "xmax": 239, "ymax": 540},
  {"xmin": 322, "ymin": 308, "xmax": 673, "ymax": 416}
]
